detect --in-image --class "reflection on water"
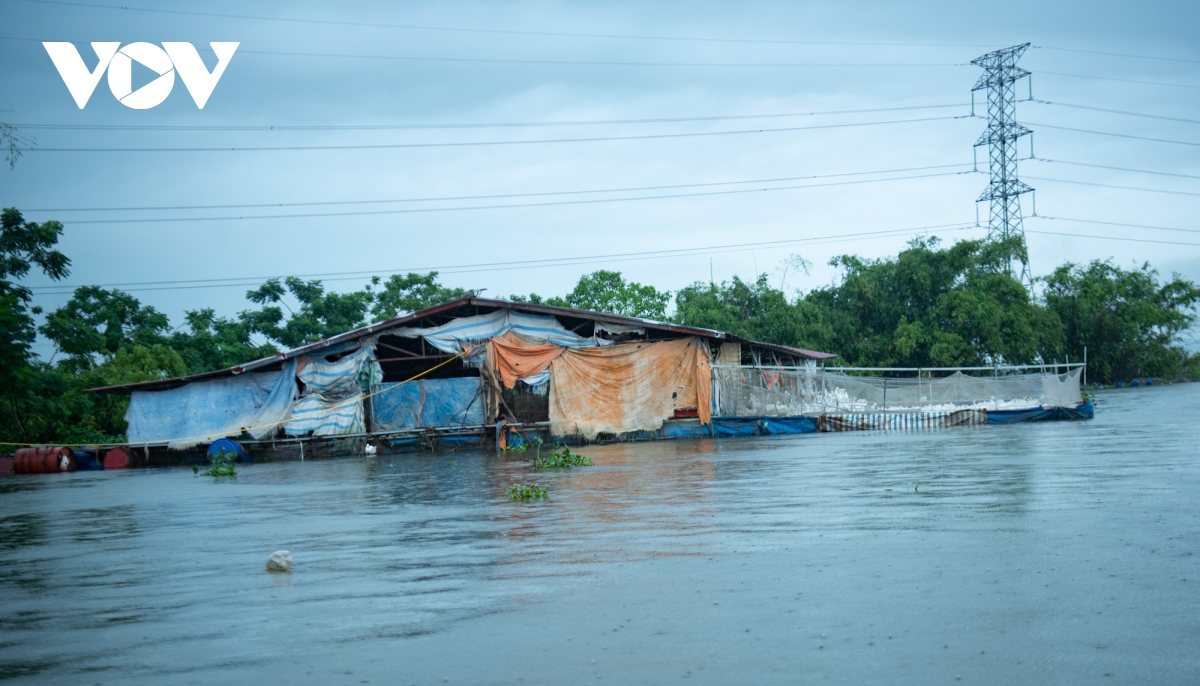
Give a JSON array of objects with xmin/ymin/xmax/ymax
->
[{"xmin": 1, "ymin": 384, "xmax": 1198, "ymax": 684}]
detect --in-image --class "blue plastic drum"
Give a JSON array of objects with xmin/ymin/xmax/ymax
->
[{"xmin": 207, "ymin": 438, "xmax": 250, "ymax": 462}]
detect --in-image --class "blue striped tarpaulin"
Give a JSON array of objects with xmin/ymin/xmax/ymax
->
[
  {"xmin": 284, "ymin": 348, "xmax": 374, "ymax": 437},
  {"xmin": 818, "ymin": 409, "xmax": 987, "ymax": 432},
  {"xmin": 284, "ymin": 393, "xmax": 364, "ymax": 436},
  {"xmin": 391, "ymin": 308, "xmax": 604, "ymax": 353}
]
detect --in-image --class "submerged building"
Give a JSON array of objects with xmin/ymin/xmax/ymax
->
[{"xmin": 88, "ymin": 295, "xmax": 1091, "ymax": 464}]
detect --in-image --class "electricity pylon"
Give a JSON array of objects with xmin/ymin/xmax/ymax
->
[{"xmin": 972, "ymin": 43, "xmax": 1033, "ymax": 287}]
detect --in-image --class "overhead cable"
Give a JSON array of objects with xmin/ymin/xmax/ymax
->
[
  {"xmin": 1022, "ymin": 122, "xmax": 1200, "ymax": 147},
  {"xmin": 0, "ymin": 36, "xmax": 962, "ymax": 68},
  {"xmin": 28, "ymin": 162, "xmax": 972, "ymax": 213},
  {"xmin": 1033, "ymin": 45, "xmax": 1200, "ymax": 66},
  {"xmin": 1037, "ymin": 71, "xmax": 1200, "ymax": 90},
  {"xmin": 1026, "ymin": 229, "xmax": 1200, "ymax": 248},
  {"xmin": 13, "ymin": 0, "xmax": 994, "ymax": 48},
  {"xmin": 1031, "ymin": 100, "xmax": 1200, "ymax": 125},
  {"xmin": 1034, "ymin": 215, "xmax": 1200, "ymax": 236},
  {"xmin": 12, "ymin": 103, "xmax": 968, "ymax": 132},
  {"xmin": 1024, "ymin": 176, "xmax": 1200, "ymax": 198},
  {"xmin": 29, "ymin": 115, "xmax": 968, "ymax": 153},
  {"xmin": 36, "ymin": 170, "xmax": 976, "ymax": 224},
  {"xmin": 1030, "ymin": 158, "xmax": 1200, "ymax": 180}
]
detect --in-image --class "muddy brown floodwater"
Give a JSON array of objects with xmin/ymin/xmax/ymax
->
[{"xmin": 2, "ymin": 384, "xmax": 1199, "ymax": 685}]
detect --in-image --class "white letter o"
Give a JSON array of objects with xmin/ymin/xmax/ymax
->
[{"xmin": 107, "ymin": 42, "xmax": 175, "ymax": 109}]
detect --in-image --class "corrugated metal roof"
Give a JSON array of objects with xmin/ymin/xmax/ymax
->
[{"xmin": 85, "ymin": 295, "xmax": 837, "ymax": 394}]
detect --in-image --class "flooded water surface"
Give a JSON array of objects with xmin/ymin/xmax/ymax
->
[{"xmin": 2, "ymin": 384, "xmax": 1198, "ymax": 685}]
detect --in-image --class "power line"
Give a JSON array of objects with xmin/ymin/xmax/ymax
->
[
  {"xmin": 29, "ymin": 222, "xmax": 981, "ymax": 295},
  {"xmin": 11, "ymin": 103, "xmax": 968, "ymax": 132},
  {"xmin": 235, "ymin": 47, "xmax": 962, "ymax": 69},
  {"xmin": 1037, "ymin": 71, "xmax": 1200, "ymax": 90},
  {"xmin": 1037, "ymin": 215, "xmax": 1200, "ymax": 235},
  {"xmin": 28, "ymin": 115, "xmax": 968, "ymax": 153},
  {"xmin": 0, "ymin": 36, "xmax": 962, "ymax": 69},
  {"xmin": 1026, "ymin": 228, "xmax": 1200, "ymax": 248},
  {"xmin": 1032, "ymin": 100, "xmax": 1200, "ymax": 125},
  {"xmin": 1024, "ymin": 176, "xmax": 1200, "ymax": 198},
  {"xmin": 28, "ymin": 163, "xmax": 971, "ymax": 213},
  {"xmin": 13, "ymin": 0, "xmax": 995, "ymax": 48},
  {"xmin": 1033, "ymin": 45, "xmax": 1200, "ymax": 66},
  {"xmin": 36, "ymin": 170, "xmax": 976, "ymax": 224},
  {"xmin": 1023, "ymin": 122, "xmax": 1200, "ymax": 147},
  {"xmin": 1030, "ymin": 158, "xmax": 1200, "ymax": 181}
]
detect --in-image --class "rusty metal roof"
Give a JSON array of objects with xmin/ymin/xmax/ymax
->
[{"xmin": 86, "ymin": 295, "xmax": 837, "ymax": 394}]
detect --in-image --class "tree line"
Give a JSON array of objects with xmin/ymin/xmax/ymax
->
[{"xmin": 3, "ymin": 207, "xmax": 1198, "ymax": 444}]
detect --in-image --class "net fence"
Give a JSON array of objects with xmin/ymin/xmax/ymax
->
[{"xmin": 713, "ymin": 364, "xmax": 1083, "ymax": 417}]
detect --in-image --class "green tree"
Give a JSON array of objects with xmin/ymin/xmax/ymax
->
[
  {"xmin": 1, "ymin": 208, "xmax": 71, "ymax": 441},
  {"xmin": 0, "ymin": 208, "xmax": 123, "ymax": 444},
  {"xmin": 370, "ymin": 272, "xmax": 469, "ymax": 321},
  {"xmin": 98, "ymin": 344, "xmax": 187, "ymax": 386},
  {"xmin": 242, "ymin": 276, "xmax": 375, "ymax": 348},
  {"xmin": 0, "ymin": 208, "xmax": 69, "ymax": 384},
  {"xmin": 40, "ymin": 286, "xmax": 170, "ymax": 372},
  {"xmin": 551, "ymin": 270, "xmax": 671, "ymax": 319},
  {"xmin": 802, "ymin": 237, "xmax": 1060, "ymax": 367},
  {"xmin": 675, "ymin": 274, "xmax": 832, "ymax": 352},
  {"xmin": 169, "ymin": 308, "xmax": 276, "ymax": 373},
  {"xmin": 1042, "ymin": 260, "xmax": 1200, "ymax": 382}
]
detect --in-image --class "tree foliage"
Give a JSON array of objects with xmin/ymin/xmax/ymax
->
[
  {"xmin": 242, "ymin": 276, "xmax": 375, "ymax": 348},
  {"xmin": 1043, "ymin": 260, "xmax": 1200, "ymax": 383},
  {"xmin": 514, "ymin": 270, "xmax": 670, "ymax": 319},
  {"xmin": 40, "ymin": 286, "xmax": 171, "ymax": 372},
  {"xmin": 802, "ymin": 237, "xmax": 1063, "ymax": 367},
  {"xmin": 675, "ymin": 274, "xmax": 831, "ymax": 351},
  {"xmin": 169, "ymin": 308, "xmax": 275, "ymax": 374},
  {"xmin": 370, "ymin": 272, "xmax": 469, "ymax": 320}
]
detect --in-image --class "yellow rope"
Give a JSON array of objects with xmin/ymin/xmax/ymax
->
[{"xmin": 0, "ymin": 353, "xmax": 464, "ymax": 449}]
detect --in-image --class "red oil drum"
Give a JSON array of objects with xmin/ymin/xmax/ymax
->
[
  {"xmin": 13, "ymin": 447, "xmax": 76, "ymax": 474},
  {"xmin": 0, "ymin": 456, "xmax": 12, "ymax": 475},
  {"xmin": 103, "ymin": 448, "xmax": 131, "ymax": 470}
]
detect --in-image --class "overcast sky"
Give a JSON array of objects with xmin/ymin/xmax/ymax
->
[{"xmin": 3, "ymin": 0, "xmax": 1198, "ymax": 358}]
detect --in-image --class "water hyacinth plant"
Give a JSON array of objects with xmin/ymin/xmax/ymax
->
[
  {"xmin": 534, "ymin": 445, "xmax": 593, "ymax": 469},
  {"xmin": 193, "ymin": 449, "xmax": 237, "ymax": 477},
  {"xmin": 507, "ymin": 483, "xmax": 548, "ymax": 501}
]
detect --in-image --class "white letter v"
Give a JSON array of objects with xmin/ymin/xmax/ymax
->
[
  {"xmin": 43, "ymin": 42, "xmax": 120, "ymax": 109},
  {"xmin": 163, "ymin": 42, "xmax": 239, "ymax": 109}
]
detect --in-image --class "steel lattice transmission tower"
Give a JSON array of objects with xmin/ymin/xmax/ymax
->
[{"xmin": 972, "ymin": 43, "xmax": 1033, "ymax": 287}]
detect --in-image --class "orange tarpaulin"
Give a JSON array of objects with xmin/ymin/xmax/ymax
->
[
  {"xmin": 486, "ymin": 330, "xmax": 564, "ymax": 389},
  {"xmin": 549, "ymin": 337, "xmax": 711, "ymax": 439}
]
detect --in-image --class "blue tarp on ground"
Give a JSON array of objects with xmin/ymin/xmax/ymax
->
[
  {"xmin": 710, "ymin": 417, "xmax": 760, "ymax": 437},
  {"xmin": 662, "ymin": 419, "xmax": 711, "ymax": 439},
  {"xmin": 987, "ymin": 402, "xmax": 1094, "ymax": 424},
  {"xmin": 587, "ymin": 416, "xmax": 819, "ymax": 440},
  {"xmin": 759, "ymin": 416, "xmax": 819, "ymax": 435},
  {"xmin": 125, "ymin": 359, "xmax": 298, "ymax": 449},
  {"xmin": 371, "ymin": 377, "xmax": 485, "ymax": 431}
]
